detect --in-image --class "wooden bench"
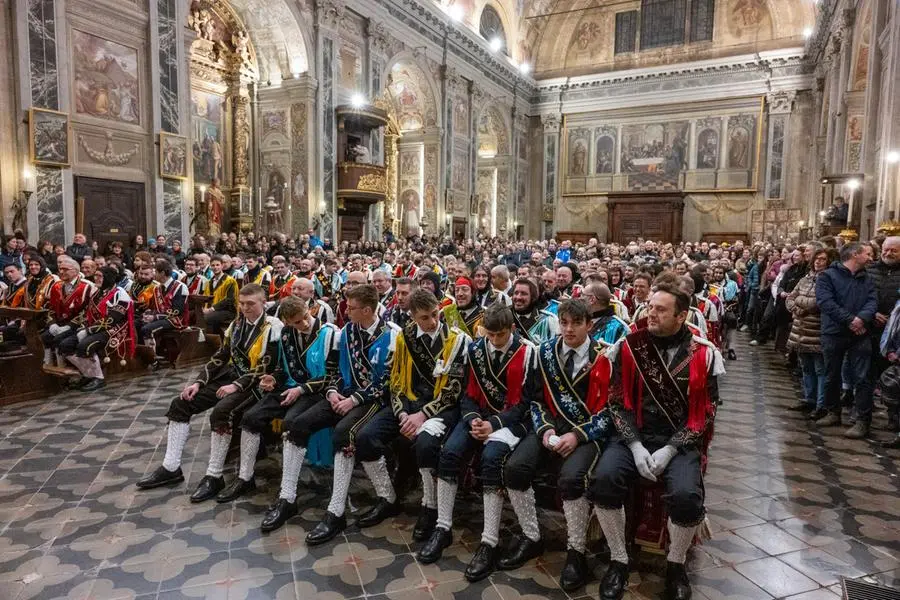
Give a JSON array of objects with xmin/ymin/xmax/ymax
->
[{"xmin": 0, "ymin": 307, "xmax": 58, "ymax": 405}]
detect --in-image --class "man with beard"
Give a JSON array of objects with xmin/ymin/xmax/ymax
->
[
  {"xmin": 419, "ymin": 270, "xmax": 454, "ymax": 309},
  {"xmin": 505, "ymin": 299, "xmax": 615, "ymax": 591},
  {"xmin": 868, "ymin": 237, "xmax": 900, "ymax": 433},
  {"xmin": 583, "ymin": 283, "xmax": 630, "ymax": 346},
  {"xmin": 393, "ymin": 253, "xmax": 418, "ymax": 279},
  {"xmin": 180, "ymin": 256, "xmax": 208, "ymax": 296},
  {"xmin": 592, "ymin": 282, "xmax": 723, "ymax": 600},
  {"xmin": 202, "ymin": 256, "xmax": 240, "ymax": 335},
  {"xmin": 441, "ymin": 277, "xmax": 483, "ymax": 337},
  {"xmin": 136, "ymin": 284, "xmax": 282, "ymax": 495},
  {"xmin": 511, "ymin": 278, "xmax": 559, "ymax": 344},
  {"xmin": 384, "ymin": 277, "xmax": 416, "ymax": 329},
  {"xmin": 41, "ymin": 256, "xmax": 96, "ymax": 367},
  {"xmin": 130, "ymin": 264, "xmax": 158, "ymax": 327},
  {"xmin": 61, "ymin": 266, "xmax": 135, "ymax": 391},
  {"xmin": 218, "ymin": 296, "xmax": 339, "ymax": 511},
  {"xmin": 373, "ymin": 270, "xmax": 395, "ymax": 310}
]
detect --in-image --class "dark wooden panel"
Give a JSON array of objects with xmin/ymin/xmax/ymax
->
[
  {"xmin": 607, "ymin": 192, "xmax": 684, "ymax": 243},
  {"xmin": 75, "ymin": 177, "xmax": 146, "ymax": 251}
]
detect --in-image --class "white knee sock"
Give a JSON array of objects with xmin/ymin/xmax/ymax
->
[
  {"xmin": 279, "ymin": 441, "xmax": 307, "ymax": 503},
  {"xmin": 43, "ymin": 348, "xmax": 53, "ymax": 365},
  {"xmin": 205, "ymin": 431, "xmax": 231, "ymax": 477},
  {"xmin": 419, "ymin": 468, "xmax": 436, "ymax": 509},
  {"xmin": 326, "ymin": 452, "xmax": 355, "ymax": 517},
  {"xmin": 436, "ymin": 479, "xmax": 458, "ymax": 531},
  {"xmin": 563, "ymin": 497, "xmax": 590, "ymax": 554},
  {"xmin": 595, "ymin": 506, "xmax": 629, "ymax": 564},
  {"xmin": 508, "ymin": 487, "xmax": 541, "ymax": 543},
  {"xmin": 56, "ymin": 352, "xmax": 68, "ymax": 368},
  {"xmin": 162, "ymin": 421, "xmax": 190, "ymax": 472},
  {"xmin": 481, "ymin": 490, "xmax": 504, "ymax": 547},
  {"xmin": 66, "ymin": 355, "xmax": 87, "ymax": 374},
  {"xmin": 237, "ymin": 431, "xmax": 260, "ymax": 481},
  {"xmin": 667, "ymin": 519, "xmax": 697, "ymax": 564},
  {"xmin": 87, "ymin": 355, "xmax": 104, "ymax": 379},
  {"xmin": 362, "ymin": 456, "xmax": 396, "ymax": 503}
]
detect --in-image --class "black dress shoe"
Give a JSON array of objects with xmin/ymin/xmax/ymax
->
[
  {"xmin": 664, "ymin": 561, "xmax": 692, "ymax": 600},
  {"xmin": 412, "ymin": 507, "xmax": 437, "ymax": 542},
  {"xmin": 260, "ymin": 498, "xmax": 298, "ymax": 532},
  {"xmin": 70, "ymin": 376, "xmax": 91, "ymax": 389},
  {"xmin": 80, "ymin": 378, "xmax": 106, "ymax": 392},
  {"xmin": 882, "ymin": 435, "xmax": 900, "ymax": 449},
  {"xmin": 417, "ymin": 527, "xmax": 453, "ymax": 564},
  {"xmin": 216, "ymin": 477, "xmax": 256, "ymax": 503},
  {"xmin": 306, "ymin": 511, "xmax": 346, "ymax": 546},
  {"xmin": 356, "ymin": 498, "xmax": 401, "ymax": 529},
  {"xmin": 136, "ymin": 465, "xmax": 184, "ymax": 490},
  {"xmin": 559, "ymin": 548, "xmax": 590, "ymax": 592},
  {"xmin": 808, "ymin": 407, "xmax": 828, "ymax": 421},
  {"xmin": 190, "ymin": 475, "xmax": 225, "ymax": 503},
  {"xmin": 599, "ymin": 560, "xmax": 630, "ymax": 600},
  {"xmin": 498, "ymin": 535, "xmax": 544, "ymax": 570},
  {"xmin": 465, "ymin": 543, "xmax": 498, "ymax": 582},
  {"xmin": 727, "ymin": 349, "xmax": 737, "ymax": 360}
]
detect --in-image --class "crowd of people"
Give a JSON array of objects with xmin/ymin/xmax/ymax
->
[{"xmin": 1, "ymin": 227, "xmax": 898, "ymax": 599}]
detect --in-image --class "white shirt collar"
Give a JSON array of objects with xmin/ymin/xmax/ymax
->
[
  {"xmin": 562, "ymin": 337, "xmax": 591, "ymax": 360},
  {"xmin": 487, "ymin": 335, "xmax": 514, "ymax": 355},
  {"xmin": 417, "ymin": 325, "xmax": 441, "ymax": 341},
  {"xmin": 363, "ymin": 319, "xmax": 380, "ymax": 337}
]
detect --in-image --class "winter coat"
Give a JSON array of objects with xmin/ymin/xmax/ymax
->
[
  {"xmin": 786, "ymin": 270, "xmax": 822, "ymax": 353},
  {"xmin": 815, "ymin": 262, "xmax": 877, "ymax": 338},
  {"xmin": 866, "ymin": 260, "xmax": 900, "ymax": 330}
]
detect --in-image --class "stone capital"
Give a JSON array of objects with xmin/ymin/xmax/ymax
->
[
  {"xmin": 541, "ymin": 113, "xmax": 561, "ymax": 133},
  {"xmin": 316, "ymin": 0, "xmax": 345, "ymax": 32},
  {"xmin": 766, "ymin": 91, "xmax": 796, "ymax": 115}
]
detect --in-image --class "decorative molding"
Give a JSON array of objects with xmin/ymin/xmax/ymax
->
[
  {"xmin": 541, "ymin": 113, "xmax": 561, "ymax": 133},
  {"xmin": 316, "ymin": 0, "xmax": 345, "ymax": 32},
  {"xmin": 78, "ymin": 133, "xmax": 140, "ymax": 167},
  {"xmin": 688, "ymin": 195, "xmax": 752, "ymax": 225},
  {"xmin": 766, "ymin": 91, "xmax": 796, "ymax": 115}
]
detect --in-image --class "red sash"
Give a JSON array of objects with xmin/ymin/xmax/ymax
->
[{"xmin": 467, "ymin": 342, "xmax": 528, "ymax": 411}]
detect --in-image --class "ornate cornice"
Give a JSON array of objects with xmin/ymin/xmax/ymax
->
[{"xmin": 316, "ymin": 0, "xmax": 345, "ymax": 32}]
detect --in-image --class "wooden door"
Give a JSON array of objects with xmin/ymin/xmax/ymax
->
[
  {"xmin": 75, "ymin": 177, "xmax": 146, "ymax": 252},
  {"xmin": 607, "ymin": 192, "xmax": 684, "ymax": 244},
  {"xmin": 452, "ymin": 217, "xmax": 467, "ymax": 241},
  {"xmin": 339, "ymin": 215, "xmax": 365, "ymax": 242}
]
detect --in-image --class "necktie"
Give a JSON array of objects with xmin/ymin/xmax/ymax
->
[
  {"xmin": 565, "ymin": 348, "xmax": 576, "ymax": 380},
  {"xmin": 493, "ymin": 349, "xmax": 503, "ymax": 368}
]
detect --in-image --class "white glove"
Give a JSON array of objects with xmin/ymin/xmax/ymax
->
[
  {"xmin": 629, "ymin": 441, "xmax": 657, "ymax": 482},
  {"xmin": 48, "ymin": 324, "xmax": 60, "ymax": 336},
  {"xmin": 417, "ymin": 417, "xmax": 446, "ymax": 438},
  {"xmin": 57, "ymin": 325, "xmax": 71, "ymax": 335},
  {"xmin": 76, "ymin": 329, "xmax": 87, "ymax": 342},
  {"xmin": 650, "ymin": 445, "xmax": 678, "ymax": 477},
  {"xmin": 486, "ymin": 427, "xmax": 521, "ymax": 450}
]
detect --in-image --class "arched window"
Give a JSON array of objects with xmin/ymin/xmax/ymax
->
[{"xmin": 479, "ymin": 5, "xmax": 507, "ymax": 55}]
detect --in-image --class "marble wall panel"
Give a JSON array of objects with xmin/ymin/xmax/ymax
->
[
  {"xmin": 322, "ymin": 37, "xmax": 335, "ymax": 237},
  {"xmin": 162, "ymin": 179, "xmax": 182, "ymax": 240},
  {"xmin": 35, "ymin": 167, "xmax": 63, "ymax": 243},
  {"xmin": 157, "ymin": 0, "xmax": 179, "ymax": 133},
  {"xmin": 291, "ymin": 102, "xmax": 309, "ymax": 231},
  {"xmin": 28, "ymin": 0, "xmax": 59, "ymax": 110}
]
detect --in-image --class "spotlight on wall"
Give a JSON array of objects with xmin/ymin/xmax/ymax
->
[
  {"xmin": 819, "ymin": 210, "xmax": 827, "ymax": 217},
  {"xmin": 847, "ymin": 179, "xmax": 861, "ymax": 190},
  {"xmin": 798, "ymin": 220, "xmax": 805, "ymax": 227},
  {"xmin": 448, "ymin": 4, "xmax": 464, "ymax": 22},
  {"xmin": 887, "ymin": 151, "xmax": 900, "ymax": 164},
  {"xmin": 803, "ymin": 27, "xmax": 813, "ymax": 39},
  {"xmin": 519, "ymin": 62, "xmax": 532, "ymax": 75},
  {"xmin": 489, "ymin": 37, "xmax": 503, "ymax": 53},
  {"xmin": 351, "ymin": 93, "xmax": 366, "ymax": 109}
]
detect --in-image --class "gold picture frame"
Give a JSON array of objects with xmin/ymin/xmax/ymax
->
[
  {"xmin": 29, "ymin": 107, "xmax": 71, "ymax": 167},
  {"xmin": 159, "ymin": 132, "xmax": 188, "ymax": 180}
]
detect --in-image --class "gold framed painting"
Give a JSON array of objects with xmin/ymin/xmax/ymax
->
[
  {"xmin": 159, "ymin": 132, "xmax": 188, "ymax": 180},
  {"xmin": 29, "ymin": 107, "xmax": 71, "ymax": 167}
]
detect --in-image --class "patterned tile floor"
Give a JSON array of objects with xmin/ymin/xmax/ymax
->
[{"xmin": 0, "ymin": 335, "xmax": 898, "ymax": 599}]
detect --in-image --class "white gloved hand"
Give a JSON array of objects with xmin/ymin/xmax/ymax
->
[
  {"xmin": 650, "ymin": 445, "xmax": 678, "ymax": 477},
  {"xmin": 629, "ymin": 441, "xmax": 657, "ymax": 482},
  {"xmin": 417, "ymin": 417, "xmax": 446, "ymax": 438},
  {"xmin": 57, "ymin": 325, "xmax": 71, "ymax": 335},
  {"xmin": 48, "ymin": 324, "xmax": 60, "ymax": 336},
  {"xmin": 76, "ymin": 329, "xmax": 87, "ymax": 342},
  {"xmin": 486, "ymin": 427, "xmax": 521, "ymax": 449}
]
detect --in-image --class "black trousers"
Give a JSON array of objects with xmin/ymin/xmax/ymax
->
[
  {"xmin": 282, "ymin": 397, "xmax": 382, "ymax": 452},
  {"xmin": 354, "ymin": 407, "xmax": 458, "ymax": 466},
  {"xmin": 165, "ymin": 368, "xmax": 257, "ymax": 433},
  {"xmin": 437, "ymin": 419, "xmax": 514, "ymax": 490},
  {"xmin": 241, "ymin": 389, "xmax": 323, "ymax": 435},
  {"xmin": 140, "ymin": 318, "xmax": 176, "ymax": 344},
  {"xmin": 589, "ymin": 439, "xmax": 705, "ymax": 527},
  {"xmin": 41, "ymin": 328, "xmax": 78, "ymax": 350},
  {"xmin": 504, "ymin": 433, "xmax": 599, "ymax": 500},
  {"xmin": 58, "ymin": 331, "xmax": 110, "ymax": 358},
  {"xmin": 205, "ymin": 310, "xmax": 235, "ymax": 335}
]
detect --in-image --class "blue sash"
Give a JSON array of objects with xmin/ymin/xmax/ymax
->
[{"xmin": 339, "ymin": 324, "xmax": 392, "ymax": 389}]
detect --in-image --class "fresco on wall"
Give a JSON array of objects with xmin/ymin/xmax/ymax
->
[
  {"xmin": 697, "ymin": 128, "xmax": 719, "ymax": 169},
  {"xmin": 619, "ymin": 121, "xmax": 689, "ymax": 190},
  {"xmin": 595, "ymin": 130, "xmax": 615, "ymax": 174},
  {"xmin": 851, "ymin": 1, "xmax": 872, "ymax": 92},
  {"xmin": 452, "ymin": 148, "xmax": 468, "ymax": 191},
  {"xmin": 72, "ymin": 30, "xmax": 140, "ymax": 124},
  {"xmin": 568, "ymin": 128, "xmax": 590, "ymax": 176},
  {"xmin": 727, "ymin": 115, "xmax": 756, "ymax": 169},
  {"xmin": 191, "ymin": 89, "xmax": 225, "ymax": 184},
  {"xmin": 727, "ymin": 0, "xmax": 772, "ymax": 39},
  {"xmin": 388, "ymin": 63, "xmax": 435, "ymax": 132},
  {"xmin": 262, "ymin": 110, "xmax": 287, "ymax": 138}
]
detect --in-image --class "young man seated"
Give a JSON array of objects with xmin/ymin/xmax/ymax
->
[
  {"xmin": 504, "ymin": 299, "xmax": 615, "ymax": 592},
  {"xmin": 417, "ymin": 303, "xmax": 541, "ymax": 583},
  {"xmin": 60, "ymin": 266, "xmax": 134, "ymax": 391},
  {"xmin": 590, "ymin": 282, "xmax": 723, "ymax": 600},
  {"xmin": 136, "ymin": 284, "xmax": 282, "ymax": 497},
  {"xmin": 384, "ymin": 289, "xmax": 470, "ymax": 541},
  {"xmin": 139, "ymin": 259, "xmax": 189, "ymax": 363},
  {"xmin": 0, "ymin": 262, "xmax": 28, "ymax": 351},
  {"xmin": 202, "ymin": 255, "xmax": 240, "ymax": 335},
  {"xmin": 279, "ymin": 284, "xmax": 401, "ymax": 543},
  {"xmin": 210, "ymin": 295, "xmax": 339, "ymax": 507}
]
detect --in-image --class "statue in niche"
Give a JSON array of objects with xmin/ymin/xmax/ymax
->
[
  {"xmin": 571, "ymin": 140, "xmax": 587, "ymax": 175},
  {"xmin": 232, "ymin": 30, "xmax": 251, "ymax": 66},
  {"xmin": 728, "ymin": 127, "xmax": 750, "ymax": 169},
  {"xmin": 207, "ymin": 178, "xmax": 224, "ymax": 237},
  {"xmin": 402, "ymin": 190, "xmax": 420, "ymax": 238}
]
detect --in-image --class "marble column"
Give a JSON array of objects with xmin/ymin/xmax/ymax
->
[
  {"xmin": 541, "ymin": 113, "xmax": 561, "ymax": 239},
  {"xmin": 765, "ymin": 91, "xmax": 795, "ymax": 202},
  {"xmin": 875, "ymin": 0, "xmax": 900, "ymax": 223},
  {"xmin": 315, "ymin": 0, "xmax": 343, "ymax": 242},
  {"xmin": 0, "ymin": 0, "xmax": 18, "ymax": 234}
]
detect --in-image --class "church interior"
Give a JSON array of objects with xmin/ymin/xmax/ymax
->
[{"xmin": 0, "ymin": 0, "xmax": 899, "ymax": 599}]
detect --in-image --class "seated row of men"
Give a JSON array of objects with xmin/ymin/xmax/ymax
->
[{"xmin": 134, "ymin": 280, "xmax": 723, "ymax": 600}]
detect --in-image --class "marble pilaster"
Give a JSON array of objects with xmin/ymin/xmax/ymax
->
[{"xmin": 765, "ymin": 91, "xmax": 795, "ymax": 202}]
